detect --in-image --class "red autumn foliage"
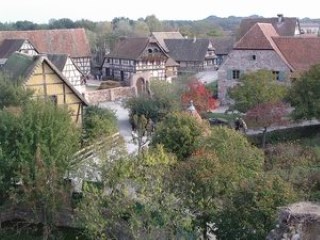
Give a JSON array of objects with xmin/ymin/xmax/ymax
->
[{"xmin": 181, "ymin": 80, "xmax": 219, "ymax": 113}]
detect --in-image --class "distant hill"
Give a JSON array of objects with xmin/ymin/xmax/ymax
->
[{"xmin": 203, "ymin": 15, "xmax": 244, "ymax": 32}]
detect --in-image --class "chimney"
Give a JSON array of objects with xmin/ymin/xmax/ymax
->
[{"xmin": 277, "ymin": 14, "xmax": 284, "ymax": 23}]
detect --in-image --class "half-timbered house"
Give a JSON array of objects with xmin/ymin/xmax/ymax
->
[
  {"xmin": 151, "ymin": 31, "xmax": 184, "ymax": 53},
  {"xmin": 46, "ymin": 53, "xmax": 85, "ymax": 93},
  {"xmin": 0, "ymin": 28, "xmax": 91, "ymax": 75},
  {"xmin": 102, "ymin": 37, "xmax": 177, "ymax": 94},
  {"xmin": 0, "ymin": 38, "xmax": 38, "ymax": 67},
  {"xmin": 2, "ymin": 52, "xmax": 88, "ymax": 126}
]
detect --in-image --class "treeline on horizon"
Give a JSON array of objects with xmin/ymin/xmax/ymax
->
[
  {"xmin": 0, "ymin": 15, "xmax": 243, "ymax": 37},
  {"xmin": 0, "ymin": 15, "xmax": 244, "ymax": 64},
  {"xmin": 1, "ymin": 15, "xmax": 318, "ymax": 66}
]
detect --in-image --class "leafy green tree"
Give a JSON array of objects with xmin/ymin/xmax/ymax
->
[
  {"xmin": 214, "ymin": 175, "xmax": 297, "ymax": 240},
  {"xmin": 82, "ymin": 105, "xmax": 118, "ymax": 145},
  {"xmin": 145, "ymin": 15, "xmax": 163, "ymax": 32},
  {"xmin": 171, "ymin": 150, "xmax": 224, "ymax": 239},
  {"xmin": 15, "ymin": 20, "xmax": 38, "ymax": 30},
  {"xmin": 152, "ymin": 112, "xmax": 206, "ymax": 161},
  {"xmin": 287, "ymin": 64, "xmax": 320, "ymax": 120},
  {"xmin": 133, "ymin": 20, "xmax": 150, "ymax": 37},
  {"xmin": 228, "ymin": 70, "xmax": 287, "ymax": 113},
  {"xmin": 171, "ymin": 127, "xmax": 265, "ymax": 238},
  {"xmin": 124, "ymin": 80, "xmax": 181, "ymax": 123},
  {"xmin": 204, "ymin": 126, "xmax": 264, "ymax": 176},
  {"xmin": 0, "ymin": 100, "xmax": 81, "ymax": 239},
  {"xmin": 0, "ymin": 73, "xmax": 33, "ymax": 109},
  {"xmin": 79, "ymin": 146, "xmax": 195, "ymax": 239},
  {"xmin": 48, "ymin": 18, "xmax": 76, "ymax": 29},
  {"xmin": 264, "ymin": 142, "xmax": 316, "ymax": 189}
]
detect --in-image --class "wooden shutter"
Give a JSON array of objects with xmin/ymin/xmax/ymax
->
[
  {"xmin": 227, "ymin": 70, "xmax": 232, "ymax": 80},
  {"xmin": 278, "ymin": 71, "xmax": 286, "ymax": 81}
]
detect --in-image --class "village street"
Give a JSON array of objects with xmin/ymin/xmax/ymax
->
[
  {"xmin": 99, "ymin": 99, "xmax": 320, "ymax": 154},
  {"xmin": 99, "ymin": 99, "xmax": 139, "ymax": 154}
]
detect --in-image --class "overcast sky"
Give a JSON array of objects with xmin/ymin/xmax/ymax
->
[{"xmin": 1, "ymin": 0, "xmax": 318, "ymax": 23}]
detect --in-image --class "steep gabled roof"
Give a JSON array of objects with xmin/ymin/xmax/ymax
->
[
  {"xmin": 0, "ymin": 39, "xmax": 26, "ymax": 58},
  {"xmin": 2, "ymin": 52, "xmax": 39, "ymax": 82},
  {"xmin": 151, "ymin": 31, "xmax": 184, "ymax": 52},
  {"xmin": 0, "ymin": 28, "xmax": 91, "ymax": 58},
  {"xmin": 234, "ymin": 23, "xmax": 279, "ymax": 50},
  {"xmin": 237, "ymin": 16, "xmax": 299, "ymax": 40},
  {"xmin": 165, "ymin": 57, "xmax": 179, "ymax": 67},
  {"xmin": 273, "ymin": 36, "xmax": 320, "ymax": 72},
  {"xmin": 2, "ymin": 52, "xmax": 88, "ymax": 105},
  {"xmin": 211, "ymin": 36, "xmax": 235, "ymax": 55},
  {"xmin": 46, "ymin": 53, "xmax": 68, "ymax": 72},
  {"xmin": 107, "ymin": 37, "xmax": 150, "ymax": 60},
  {"xmin": 46, "ymin": 53, "xmax": 84, "ymax": 76},
  {"xmin": 164, "ymin": 38, "xmax": 210, "ymax": 62},
  {"xmin": 233, "ymin": 23, "xmax": 294, "ymax": 71}
]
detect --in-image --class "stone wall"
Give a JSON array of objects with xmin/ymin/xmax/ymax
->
[
  {"xmin": 267, "ymin": 202, "xmax": 320, "ymax": 240},
  {"xmin": 84, "ymin": 86, "xmax": 136, "ymax": 105},
  {"xmin": 217, "ymin": 49, "xmax": 291, "ymax": 105}
]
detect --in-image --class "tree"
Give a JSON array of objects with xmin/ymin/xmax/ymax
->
[
  {"xmin": 287, "ymin": 64, "xmax": 320, "ymax": 120},
  {"xmin": 82, "ymin": 105, "xmax": 118, "ymax": 145},
  {"xmin": 145, "ymin": 15, "xmax": 163, "ymax": 32},
  {"xmin": 149, "ymin": 80, "xmax": 182, "ymax": 117},
  {"xmin": 48, "ymin": 18, "xmax": 76, "ymax": 29},
  {"xmin": 181, "ymin": 79, "xmax": 219, "ymax": 114},
  {"xmin": 244, "ymin": 101, "xmax": 289, "ymax": 148},
  {"xmin": 0, "ymin": 100, "xmax": 81, "ymax": 239},
  {"xmin": 214, "ymin": 175, "xmax": 296, "ymax": 240},
  {"xmin": 15, "ymin": 20, "xmax": 38, "ymax": 30},
  {"xmin": 264, "ymin": 142, "xmax": 316, "ymax": 185},
  {"xmin": 203, "ymin": 127, "xmax": 264, "ymax": 176},
  {"xmin": 124, "ymin": 80, "xmax": 181, "ymax": 123},
  {"xmin": 79, "ymin": 146, "xmax": 195, "ymax": 239},
  {"xmin": 133, "ymin": 20, "xmax": 150, "ymax": 37},
  {"xmin": 171, "ymin": 127, "xmax": 265, "ymax": 239},
  {"xmin": 151, "ymin": 112, "xmax": 207, "ymax": 161},
  {"xmin": 228, "ymin": 70, "xmax": 287, "ymax": 113},
  {"xmin": 0, "ymin": 73, "xmax": 33, "ymax": 109}
]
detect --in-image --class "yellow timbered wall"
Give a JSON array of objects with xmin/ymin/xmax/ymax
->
[{"xmin": 26, "ymin": 62, "xmax": 84, "ymax": 125}]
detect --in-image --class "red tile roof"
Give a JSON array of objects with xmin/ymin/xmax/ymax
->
[
  {"xmin": 0, "ymin": 28, "xmax": 91, "ymax": 58},
  {"xmin": 107, "ymin": 37, "xmax": 149, "ymax": 59},
  {"xmin": 233, "ymin": 23, "xmax": 294, "ymax": 71},
  {"xmin": 273, "ymin": 36, "xmax": 320, "ymax": 72},
  {"xmin": 234, "ymin": 23, "xmax": 279, "ymax": 50},
  {"xmin": 237, "ymin": 17, "xmax": 299, "ymax": 40}
]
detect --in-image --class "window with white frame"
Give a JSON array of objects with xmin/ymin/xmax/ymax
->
[{"xmin": 121, "ymin": 59, "xmax": 129, "ymax": 65}]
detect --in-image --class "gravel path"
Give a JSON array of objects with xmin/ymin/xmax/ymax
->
[{"xmin": 99, "ymin": 100, "xmax": 138, "ymax": 154}]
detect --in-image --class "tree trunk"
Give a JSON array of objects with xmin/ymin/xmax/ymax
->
[
  {"xmin": 262, "ymin": 127, "xmax": 268, "ymax": 148},
  {"xmin": 201, "ymin": 218, "xmax": 208, "ymax": 240},
  {"xmin": 42, "ymin": 225, "xmax": 49, "ymax": 240}
]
